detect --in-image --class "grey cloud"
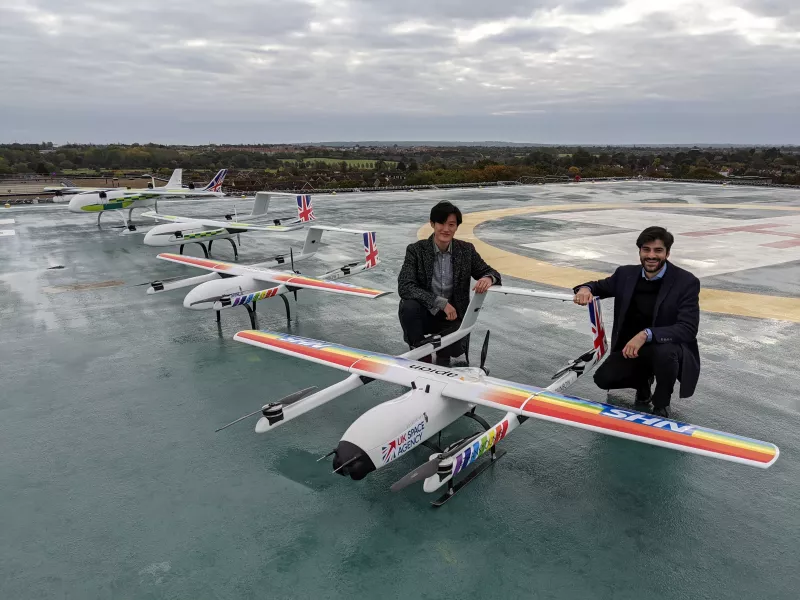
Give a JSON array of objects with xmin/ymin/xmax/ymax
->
[
  {"xmin": 1, "ymin": 0, "xmax": 799, "ymax": 143},
  {"xmin": 349, "ymin": 0, "xmax": 617, "ymax": 22}
]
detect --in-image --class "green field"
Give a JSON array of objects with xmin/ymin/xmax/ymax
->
[
  {"xmin": 62, "ymin": 168, "xmax": 101, "ymax": 176},
  {"xmin": 278, "ymin": 158, "xmax": 397, "ymax": 168}
]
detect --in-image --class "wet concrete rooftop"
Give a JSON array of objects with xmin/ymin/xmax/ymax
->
[{"xmin": 1, "ymin": 181, "xmax": 798, "ymax": 599}]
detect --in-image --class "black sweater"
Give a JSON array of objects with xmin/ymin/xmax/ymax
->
[{"xmin": 616, "ymin": 276, "xmax": 663, "ymax": 351}]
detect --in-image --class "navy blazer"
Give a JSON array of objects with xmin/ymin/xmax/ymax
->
[{"xmin": 576, "ymin": 261, "xmax": 701, "ymax": 398}]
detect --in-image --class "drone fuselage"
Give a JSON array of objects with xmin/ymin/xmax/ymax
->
[
  {"xmin": 183, "ymin": 275, "xmax": 264, "ymax": 310},
  {"xmin": 332, "ymin": 368, "xmax": 485, "ymax": 480},
  {"xmin": 68, "ymin": 191, "xmax": 155, "ymax": 214},
  {"xmin": 143, "ymin": 222, "xmax": 234, "ymax": 247}
]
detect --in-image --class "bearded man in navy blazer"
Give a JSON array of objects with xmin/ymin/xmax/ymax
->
[{"xmin": 573, "ymin": 226, "xmax": 700, "ymax": 418}]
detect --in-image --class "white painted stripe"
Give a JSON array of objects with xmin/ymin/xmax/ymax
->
[
  {"xmin": 0, "ymin": 230, "xmax": 16, "ymax": 237},
  {"xmin": 0, "ymin": 218, "xmax": 15, "ymax": 225}
]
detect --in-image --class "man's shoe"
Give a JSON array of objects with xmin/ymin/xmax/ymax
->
[{"xmin": 652, "ymin": 406, "xmax": 669, "ymax": 418}]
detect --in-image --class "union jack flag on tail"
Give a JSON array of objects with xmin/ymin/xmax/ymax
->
[
  {"xmin": 203, "ymin": 169, "xmax": 227, "ymax": 192},
  {"xmin": 589, "ymin": 298, "xmax": 608, "ymax": 360},
  {"xmin": 363, "ymin": 232, "xmax": 378, "ymax": 268},
  {"xmin": 296, "ymin": 195, "xmax": 315, "ymax": 222}
]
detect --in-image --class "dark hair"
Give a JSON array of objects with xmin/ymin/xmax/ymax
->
[
  {"xmin": 430, "ymin": 201, "xmax": 462, "ymax": 226},
  {"xmin": 636, "ymin": 226, "xmax": 674, "ymax": 251}
]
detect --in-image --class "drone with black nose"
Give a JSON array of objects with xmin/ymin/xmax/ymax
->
[{"xmin": 223, "ymin": 287, "xmax": 779, "ymax": 506}]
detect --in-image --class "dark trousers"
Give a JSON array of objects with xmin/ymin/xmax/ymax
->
[
  {"xmin": 398, "ymin": 299, "xmax": 465, "ymax": 360},
  {"xmin": 593, "ymin": 343, "xmax": 682, "ymax": 408}
]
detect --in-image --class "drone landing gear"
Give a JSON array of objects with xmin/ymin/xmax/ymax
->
[
  {"xmin": 207, "ymin": 238, "xmax": 239, "ymax": 260},
  {"xmin": 431, "ymin": 447, "xmax": 507, "ymax": 508},
  {"xmin": 214, "ymin": 294, "xmax": 292, "ymax": 330},
  {"xmin": 431, "ymin": 409, "xmax": 507, "ymax": 508},
  {"xmin": 243, "ymin": 301, "xmax": 258, "ymax": 329},
  {"xmin": 238, "ymin": 294, "xmax": 291, "ymax": 328},
  {"xmin": 115, "ymin": 210, "xmax": 137, "ymax": 233},
  {"xmin": 280, "ymin": 294, "xmax": 292, "ymax": 327},
  {"xmin": 179, "ymin": 242, "xmax": 209, "ymax": 258},
  {"xmin": 421, "ymin": 431, "xmax": 444, "ymax": 453}
]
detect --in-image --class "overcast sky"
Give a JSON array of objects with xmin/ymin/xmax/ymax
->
[{"xmin": 1, "ymin": 0, "xmax": 799, "ymax": 144}]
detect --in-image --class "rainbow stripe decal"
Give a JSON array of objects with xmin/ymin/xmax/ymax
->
[
  {"xmin": 235, "ymin": 330, "xmax": 399, "ymax": 375},
  {"xmin": 485, "ymin": 388, "xmax": 777, "ymax": 466},
  {"xmin": 230, "ymin": 287, "xmax": 281, "ymax": 306},
  {"xmin": 158, "ymin": 253, "xmax": 233, "ymax": 271},
  {"xmin": 268, "ymin": 273, "xmax": 387, "ymax": 297}
]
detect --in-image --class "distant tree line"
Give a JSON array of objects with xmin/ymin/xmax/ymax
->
[{"xmin": 1, "ymin": 142, "xmax": 798, "ymax": 186}]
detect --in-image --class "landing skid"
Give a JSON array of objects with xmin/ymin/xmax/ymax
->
[
  {"xmin": 431, "ymin": 448, "xmax": 507, "ymax": 507},
  {"xmin": 100, "ymin": 210, "xmax": 138, "ymax": 233},
  {"xmin": 213, "ymin": 294, "xmax": 293, "ymax": 329},
  {"xmin": 208, "ymin": 238, "xmax": 239, "ymax": 260},
  {"xmin": 179, "ymin": 238, "xmax": 240, "ymax": 260},
  {"xmin": 429, "ymin": 409, "xmax": 504, "ymax": 507},
  {"xmin": 179, "ymin": 242, "xmax": 209, "ymax": 258}
]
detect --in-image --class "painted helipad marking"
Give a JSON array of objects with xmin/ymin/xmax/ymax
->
[
  {"xmin": 520, "ymin": 209, "xmax": 800, "ymax": 278},
  {"xmin": 683, "ymin": 223, "xmax": 800, "ymax": 249},
  {"xmin": 417, "ymin": 203, "xmax": 800, "ymax": 323}
]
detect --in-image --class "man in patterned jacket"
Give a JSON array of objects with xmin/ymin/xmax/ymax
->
[{"xmin": 397, "ymin": 201, "xmax": 501, "ymax": 365}]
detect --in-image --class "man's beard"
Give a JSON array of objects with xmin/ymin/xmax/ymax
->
[{"xmin": 641, "ymin": 256, "xmax": 666, "ymax": 274}]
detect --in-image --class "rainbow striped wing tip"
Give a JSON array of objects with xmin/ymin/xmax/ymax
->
[{"xmin": 518, "ymin": 392, "xmax": 780, "ymax": 469}]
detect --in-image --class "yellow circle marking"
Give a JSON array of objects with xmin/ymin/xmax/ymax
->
[{"xmin": 417, "ymin": 203, "xmax": 800, "ymax": 323}]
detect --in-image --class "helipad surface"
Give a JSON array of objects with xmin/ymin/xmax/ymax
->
[{"xmin": 1, "ymin": 182, "xmax": 798, "ymax": 599}]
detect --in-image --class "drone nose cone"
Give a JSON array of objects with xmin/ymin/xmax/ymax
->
[
  {"xmin": 183, "ymin": 288, "xmax": 210, "ymax": 310},
  {"xmin": 332, "ymin": 440, "xmax": 375, "ymax": 480},
  {"xmin": 67, "ymin": 196, "xmax": 86, "ymax": 213},
  {"xmin": 143, "ymin": 224, "xmax": 171, "ymax": 246}
]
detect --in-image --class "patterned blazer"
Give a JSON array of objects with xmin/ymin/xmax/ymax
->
[{"xmin": 397, "ymin": 235, "xmax": 501, "ymax": 319}]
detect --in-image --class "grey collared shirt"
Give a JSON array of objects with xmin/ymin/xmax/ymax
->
[{"xmin": 431, "ymin": 241, "xmax": 453, "ymax": 314}]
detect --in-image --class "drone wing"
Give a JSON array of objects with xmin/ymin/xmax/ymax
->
[
  {"xmin": 141, "ymin": 211, "xmax": 301, "ymax": 232},
  {"xmin": 233, "ymin": 330, "xmax": 778, "ymax": 469},
  {"xmin": 157, "ymin": 253, "xmax": 391, "ymax": 299}
]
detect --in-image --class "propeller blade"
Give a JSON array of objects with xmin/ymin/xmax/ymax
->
[
  {"xmin": 131, "ymin": 275, "xmax": 187, "ymax": 287},
  {"xmin": 390, "ymin": 457, "xmax": 441, "ymax": 492},
  {"xmin": 317, "ymin": 449, "xmax": 336, "ymax": 462},
  {"xmin": 333, "ymin": 454, "xmax": 361, "ymax": 474},
  {"xmin": 391, "ymin": 431, "xmax": 486, "ymax": 492},
  {"xmin": 290, "ymin": 247, "xmax": 296, "ymax": 273},
  {"xmin": 215, "ymin": 408, "xmax": 264, "ymax": 432},
  {"xmin": 480, "ymin": 329, "xmax": 490, "ymax": 373},
  {"xmin": 214, "ymin": 387, "xmax": 316, "ymax": 433},
  {"xmin": 279, "ymin": 386, "xmax": 318, "ymax": 406}
]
